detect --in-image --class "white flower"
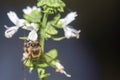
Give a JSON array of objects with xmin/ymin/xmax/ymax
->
[
  {"xmin": 7, "ymin": 11, "xmax": 25, "ymax": 26},
  {"xmin": 27, "ymin": 30, "xmax": 38, "ymax": 41},
  {"xmin": 5, "ymin": 11, "xmax": 39, "ymax": 39},
  {"xmin": 59, "ymin": 12, "xmax": 80, "ymax": 39},
  {"xmin": 23, "ymin": 23, "xmax": 38, "ymax": 41},
  {"xmin": 4, "ymin": 11, "xmax": 25, "ymax": 38},
  {"xmin": 4, "ymin": 25, "xmax": 19, "ymax": 38},
  {"xmin": 23, "ymin": 6, "xmax": 41, "ymax": 14},
  {"xmin": 55, "ymin": 62, "xmax": 71, "ymax": 77},
  {"xmin": 64, "ymin": 26, "xmax": 81, "ymax": 39}
]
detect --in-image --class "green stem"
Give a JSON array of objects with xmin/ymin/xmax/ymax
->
[
  {"xmin": 42, "ymin": 13, "xmax": 48, "ymax": 28},
  {"xmin": 40, "ymin": 13, "xmax": 48, "ymax": 53},
  {"xmin": 38, "ymin": 13, "xmax": 48, "ymax": 80},
  {"xmin": 40, "ymin": 31, "xmax": 45, "ymax": 53}
]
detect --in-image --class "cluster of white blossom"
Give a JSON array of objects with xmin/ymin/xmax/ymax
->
[
  {"xmin": 5, "ymin": 6, "xmax": 80, "ymax": 41},
  {"xmin": 4, "ymin": 6, "xmax": 40, "ymax": 41},
  {"xmin": 4, "ymin": 6, "xmax": 80, "ymax": 77}
]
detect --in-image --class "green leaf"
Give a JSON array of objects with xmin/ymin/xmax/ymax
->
[
  {"xmin": 23, "ymin": 10, "xmax": 42, "ymax": 23},
  {"xmin": 29, "ymin": 67, "xmax": 34, "ymax": 73},
  {"xmin": 53, "ymin": 14, "xmax": 61, "ymax": 24},
  {"xmin": 46, "ymin": 23, "xmax": 58, "ymax": 35},
  {"xmin": 44, "ymin": 49, "xmax": 58, "ymax": 64},
  {"xmin": 49, "ymin": 60, "xmax": 59, "ymax": 68},
  {"xmin": 23, "ymin": 59, "xmax": 33, "ymax": 67},
  {"xmin": 55, "ymin": 21, "xmax": 63, "ymax": 28},
  {"xmin": 37, "ymin": 68, "xmax": 50, "ymax": 79},
  {"xmin": 37, "ymin": 63, "xmax": 49, "ymax": 68},
  {"xmin": 40, "ymin": 73, "xmax": 50, "ymax": 79},
  {"xmin": 37, "ymin": 0, "xmax": 65, "ymax": 8},
  {"xmin": 37, "ymin": 0, "xmax": 65, "ymax": 14},
  {"xmin": 46, "ymin": 49, "xmax": 58, "ymax": 59},
  {"xmin": 19, "ymin": 36, "xmax": 27, "ymax": 40},
  {"xmin": 45, "ymin": 33, "xmax": 51, "ymax": 39},
  {"xmin": 52, "ymin": 36, "xmax": 65, "ymax": 41}
]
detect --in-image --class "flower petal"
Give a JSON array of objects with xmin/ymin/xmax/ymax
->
[
  {"xmin": 4, "ymin": 25, "xmax": 19, "ymax": 38},
  {"xmin": 22, "ymin": 23, "xmax": 38, "ymax": 31},
  {"xmin": 60, "ymin": 12, "xmax": 77, "ymax": 26},
  {"xmin": 7, "ymin": 11, "xmax": 25, "ymax": 26},
  {"xmin": 55, "ymin": 62, "xmax": 71, "ymax": 77},
  {"xmin": 64, "ymin": 26, "xmax": 81, "ymax": 39},
  {"xmin": 7, "ymin": 11, "xmax": 19, "ymax": 24},
  {"xmin": 22, "ymin": 52, "xmax": 29, "ymax": 61},
  {"xmin": 27, "ymin": 30, "xmax": 38, "ymax": 41},
  {"xmin": 55, "ymin": 62, "xmax": 64, "ymax": 69},
  {"xmin": 23, "ymin": 6, "xmax": 41, "ymax": 14},
  {"xmin": 33, "ymin": 6, "xmax": 41, "ymax": 12},
  {"xmin": 23, "ymin": 6, "xmax": 32, "ymax": 14}
]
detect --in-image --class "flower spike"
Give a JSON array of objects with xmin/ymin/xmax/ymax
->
[{"xmin": 4, "ymin": 0, "xmax": 81, "ymax": 80}]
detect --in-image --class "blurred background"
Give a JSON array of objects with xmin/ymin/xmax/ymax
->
[{"xmin": 0, "ymin": 0, "xmax": 119, "ymax": 80}]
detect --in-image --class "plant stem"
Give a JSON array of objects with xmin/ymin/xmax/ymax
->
[
  {"xmin": 38, "ymin": 13, "xmax": 48, "ymax": 80},
  {"xmin": 40, "ymin": 30, "xmax": 45, "ymax": 53},
  {"xmin": 40, "ymin": 13, "xmax": 48, "ymax": 53}
]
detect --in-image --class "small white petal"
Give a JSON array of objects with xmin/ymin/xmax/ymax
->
[
  {"xmin": 23, "ymin": 6, "xmax": 41, "ymax": 14},
  {"xmin": 22, "ymin": 23, "xmax": 38, "ymax": 31},
  {"xmin": 60, "ymin": 12, "xmax": 77, "ymax": 26},
  {"xmin": 64, "ymin": 27, "xmax": 80, "ymax": 39},
  {"xmin": 4, "ymin": 25, "xmax": 19, "ymax": 38},
  {"xmin": 60, "ymin": 70, "xmax": 71, "ymax": 77},
  {"xmin": 28, "ymin": 30, "xmax": 38, "ymax": 41},
  {"xmin": 22, "ymin": 9, "xmax": 28, "ymax": 14},
  {"xmin": 32, "ymin": 6, "xmax": 41, "ymax": 12},
  {"xmin": 23, "ymin": 6, "xmax": 32, "ymax": 14},
  {"xmin": 37, "ymin": 8, "xmax": 41, "ymax": 12},
  {"xmin": 7, "ymin": 11, "xmax": 19, "ymax": 24},
  {"xmin": 55, "ymin": 62, "xmax": 71, "ymax": 77},
  {"xmin": 59, "ymin": 12, "xmax": 80, "ymax": 39},
  {"xmin": 30, "ymin": 23, "xmax": 38, "ymax": 31},
  {"xmin": 18, "ymin": 19, "xmax": 25, "ymax": 26},
  {"xmin": 4, "ymin": 25, "xmax": 9, "ymax": 29},
  {"xmin": 56, "ymin": 62, "xmax": 64, "ymax": 69},
  {"xmin": 22, "ymin": 52, "xmax": 29, "ymax": 61},
  {"xmin": 33, "ymin": 6, "xmax": 37, "ymax": 10},
  {"xmin": 7, "ymin": 11, "xmax": 25, "ymax": 26}
]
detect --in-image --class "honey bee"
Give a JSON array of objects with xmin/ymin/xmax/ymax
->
[{"xmin": 22, "ymin": 40, "xmax": 41, "ymax": 60}]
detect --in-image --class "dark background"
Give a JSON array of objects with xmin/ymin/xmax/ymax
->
[{"xmin": 0, "ymin": 0, "xmax": 119, "ymax": 80}]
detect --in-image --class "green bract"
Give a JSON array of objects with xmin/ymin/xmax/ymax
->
[
  {"xmin": 37, "ymin": 63, "xmax": 49, "ymax": 68},
  {"xmin": 23, "ymin": 10, "xmax": 42, "ymax": 23},
  {"xmin": 24, "ymin": 59, "xmax": 33, "ymax": 67},
  {"xmin": 51, "ymin": 36, "xmax": 65, "ymax": 41},
  {"xmin": 37, "ymin": 0, "xmax": 65, "ymax": 14},
  {"xmin": 19, "ymin": 36, "xmax": 27, "ymax": 40},
  {"xmin": 45, "ymin": 49, "xmax": 58, "ymax": 62},
  {"xmin": 37, "ymin": 68, "xmax": 50, "ymax": 79},
  {"xmin": 46, "ymin": 22, "xmax": 58, "ymax": 35}
]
